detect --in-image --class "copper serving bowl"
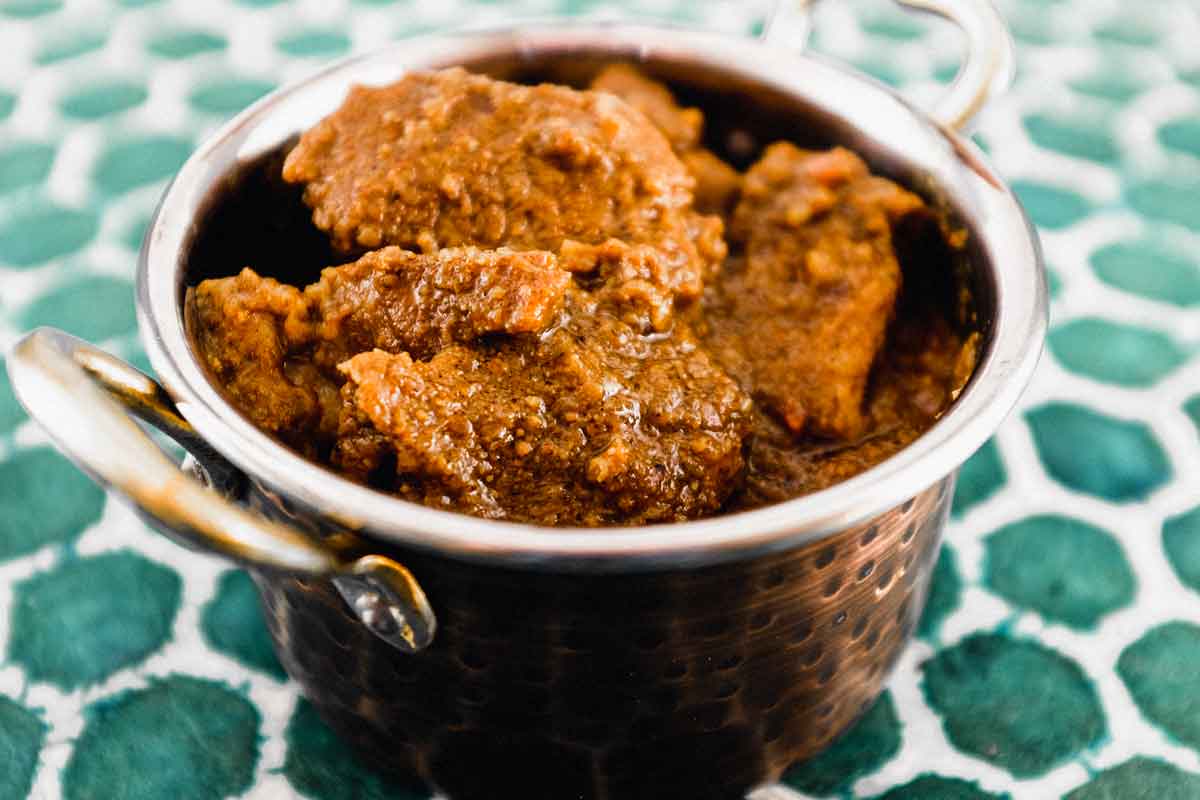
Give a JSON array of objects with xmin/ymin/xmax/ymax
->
[{"xmin": 7, "ymin": 2, "xmax": 1045, "ymax": 798}]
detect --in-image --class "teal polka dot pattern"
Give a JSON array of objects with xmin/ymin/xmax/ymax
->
[
  {"xmin": 1161, "ymin": 508, "xmax": 1200, "ymax": 595},
  {"xmin": 8, "ymin": 551, "xmax": 182, "ymax": 689},
  {"xmin": 0, "ymin": 363, "xmax": 25, "ymax": 434},
  {"xmin": 1, "ymin": 0, "xmax": 1199, "ymax": 797},
  {"xmin": 277, "ymin": 29, "xmax": 352, "ymax": 58},
  {"xmin": 200, "ymin": 571, "xmax": 287, "ymax": 680},
  {"xmin": 1069, "ymin": 69, "xmax": 1144, "ymax": 103},
  {"xmin": 0, "ymin": 204, "xmax": 98, "ymax": 267},
  {"xmin": 1126, "ymin": 177, "xmax": 1200, "ymax": 232},
  {"xmin": 188, "ymin": 77, "xmax": 276, "ymax": 114},
  {"xmin": 0, "ymin": 448, "xmax": 105, "ymax": 560},
  {"xmin": 35, "ymin": 30, "xmax": 106, "ymax": 64},
  {"xmin": 871, "ymin": 775, "xmax": 1009, "ymax": 800},
  {"xmin": 0, "ymin": 697, "xmax": 47, "ymax": 800},
  {"xmin": 951, "ymin": 439, "xmax": 1005, "ymax": 516},
  {"xmin": 1023, "ymin": 113, "xmax": 1120, "ymax": 163},
  {"xmin": 93, "ymin": 135, "xmax": 192, "ymax": 195},
  {"xmin": 283, "ymin": 699, "xmax": 425, "ymax": 800},
  {"xmin": 148, "ymin": 29, "xmax": 228, "ymax": 59},
  {"xmin": 0, "ymin": 141, "xmax": 55, "ymax": 195},
  {"xmin": 922, "ymin": 634, "xmax": 1105, "ymax": 777},
  {"xmin": 1009, "ymin": 180, "xmax": 1091, "ymax": 229},
  {"xmin": 1064, "ymin": 757, "xmax": 1200, "ymax": 799},
  {"xmin": 1090, "ymin": 238, "xmax": 1200, "ymax": 307},
  {"xmin": 1, "ymin": 0, "xmax": 62, "ymax": 19},
  {"xmin": 59, "ymin": 81, "xmax": 148, "ymax": 119},
  {"xmin": 917, "ymin": 545, "xmax": 962, "ymax": 641},
  {"xmin": 1048, "ymin": 318, "xmax": 1190, "ymax": 387},
  {"xmin": 1026, "ymin": 403, "xmax": 1170, "ymax": 501},
  {"xmin": 982, "ymin": 515, "xmax": 1134, "ymax": 629},
  {"xmin": 782, "ymin": 692, "xmax": 902, "ymax": 795},
  {"xmin": 1159, "ymin": 118, "xmax": 1200, "ymax": 159},
  {"xmin": 1118, "ymin": 623, "xmax": 1200, "ymax": 753},
  {"xmin": 63, "ymin": 676, "xmax": 260, "ymax": 800},
  {"xmin": 18, "ymin": 276, "xmax": 137, "ymax": 342}
]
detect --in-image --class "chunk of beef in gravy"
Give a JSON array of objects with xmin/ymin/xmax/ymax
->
[
  {"xmin": 590, "ymin": 64, "xmax": 742, "ymax": 215},
  {"xmin": 187, "ymin": 270, "xmax": 339, "ymax": 452},
  {"xmin": 731, "ymin": 314, "xmax": 976, "ymax": 510},
  {"xmin": 283, "ymin": 67, "xmax": 722, "ymax": 308},
  {"xmin": 188, "ymin": 246, "xmax": 571, "ymax": 442},
  {"xmin": 336, "ymin": 291, "xmax": 753, "ymax": 525},
  {"xmin": 702, "ymin": 143, "xmax": 925, "ymax": 441},
  {"xmin": 302, "ymin": 245, "xmax": 571, "ymax": 365}
]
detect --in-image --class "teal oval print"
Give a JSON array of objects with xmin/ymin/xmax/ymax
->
[
  {"xmin": 9, "ymin": 550, "xmax": 181, "ymax": 689},
  {"xmin": 983, "ymin": 515, "xmax": 1134, "ymax": 628},
  {"xmin": 1065, "ymin": 757, "xmax": 1200, "ymax": 799},
  {"xmin": 93, "ymin": 135, "xmax": 192, "ymax": 195},
  {"xmin": 63, "ymin": 675, "xmax": 260, "ymax": 800},
  {"xmin": 917, "ymin": 545, "xmax": 962, "ymax": 641},
  {"xmin": 1048, "ymin": 318, "xmax": 1189, "ymax": 387},
  {"xmin": 952, "ymin": 439, "xmax": 1005, "ymax": 516},
  {"xmin": 0, "ymin": 447, "xmax": 105, "ymax": 560},
  {"xmin": 1159, "ymin": 118, "xmax": 1200, "ymax": 160},
  {"xmin": 59, "ymin": 81, "xmax": 147, "ymax": 120},
  {"xmin": 18, "ymin": 275, "xmax": 136, "ymax": 342},
  {"xmin": 147, "ymin": 29, "xmax": 227, "ymax": 59},
  {"xmin": 0, "ymin": 696, "xmax": 47, "ymax": 800},
  {"xmin": 1118, "ymin": 622, "xmax": 1200, "ymax": 753},
  {"xmin": 0, "ymin": 362, "xmax": 25, "ymax": 435},
  {"xmin": 1163, "ymin": 507, "xmax": 1200, "ymax": 595},
  {"xmin": 1026, "ymin": 403, "xmax": 1170, "ymax": 501},
  {"xmin": 1023, "ymin": 113, "xmax": 1119, "ymax": 163},
  {"xmin": 870, "ymin": 774, "xmax": 1009, "ymax": 800},
  {"xmin": 1090, "ymin": 237, "xmax": 1200, "ymax": 307},
  {"xmin": 188, "ymin": 78, "xmax": 276, "ymax": 115},
  {"xmin": 284, "ymin": 699, "xmax": 423, "ymax": 800},
  {"xmin": 1, "ymin": 0, "xmax": 62, "ymax": 18},
  {"xmin": 0, "ymin": 141, "xmax": 55, "ymax": 194},
  {"xmin": 35, "ymin": 30, "xmax": 105, "ymax": 65},
  {"xmin": 1069, "ymin": 69, "xmax": 1144, "ymax": 103},
  {"xmin": 277, "ymin": 29, "xmax": 351, "ymax": 57},
  {"xmin": 782, "ymin": 691, "xmax": 901, "ymax": 796},
  {"xmin": 921, "ymin": 633, "xmax": 1105, "ymax": 777},
  {"xmin": 1126, "ymin": 177, "xmax": 1200, "ymax": 233},
  {"xmin": 1010, "ymin": 181, "xmax": 1091, "ymax": 230},
  {"xmin": 200, "ymin": 570, "xmax": 286, "ymax": 680},
  {"xmin": 0, "ymin": 204, "xmax": 97, "ymax": 267}
]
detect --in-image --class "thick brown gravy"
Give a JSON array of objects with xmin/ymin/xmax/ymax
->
[{"xmin": 185, "ymin": 65, "xmax": 975, "ymax": 526}]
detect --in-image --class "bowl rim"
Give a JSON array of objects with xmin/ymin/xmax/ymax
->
[{"xmin": 138, "ymin": 20, "xmax": 1047, "ymax": 570}]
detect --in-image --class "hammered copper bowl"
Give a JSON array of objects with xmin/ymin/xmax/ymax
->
[{"xmin": 8, "ymin": 3, "xmax": 1045, "ymax": 798}]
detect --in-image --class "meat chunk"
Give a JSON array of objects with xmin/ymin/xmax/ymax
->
[
  {"xmin": 186, "ymin": 270, "xmax": 339, "ymax": 449},
  {"xmin": 283, "ymin": 68, "xmax": 720, "ymax": 307},
  {"xmin": 590, "ymin": 64, "xmax": 743, "ymax": 215},
  {"xmin": 702, "ymin": 143, "xmax": 925, "ymax": 440},
  {"xmin": 590, "ymin": 63, "xmax": 703, "ymax": 151},
  {"xmin": 682, "ymin": 149, "xmax": 743, "ymax": 216},
  {"xmin": 302, "ymin": 245, "xmax": 571, "ymax": 365},
  {"xmin": 188, "ymin": 246, "xmax": 571, "ymax": 441},
  {"xmin": 335, "ymin": 292, "xmax": 753, "ymax": 525}
]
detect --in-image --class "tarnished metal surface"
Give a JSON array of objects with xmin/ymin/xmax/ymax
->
[{"xmin": 255, "ymin": 478, "xmax": 951, "ymax": 799}]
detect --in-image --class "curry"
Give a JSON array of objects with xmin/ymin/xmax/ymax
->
[{"xmin": 187, "ymin": 65, "xmax": 975, "ymax": 525}]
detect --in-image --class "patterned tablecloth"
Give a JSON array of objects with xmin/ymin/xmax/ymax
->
[{"xmin": 2, "ymin": 0, "xmax": 1200, "ymax": 797}]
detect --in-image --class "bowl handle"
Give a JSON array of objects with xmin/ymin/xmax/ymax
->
[
  {"xmin": 764, "ymin": 0, "xmax": 1015, "ymax": 131},
  {"xmin": 6, "ymin": 328, "xmax": 436, "ymax": 654}
]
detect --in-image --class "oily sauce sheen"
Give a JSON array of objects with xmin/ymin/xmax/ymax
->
[{"xmin": 187, "ymin": 65, "xmax": 976, "ymax": 526}]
